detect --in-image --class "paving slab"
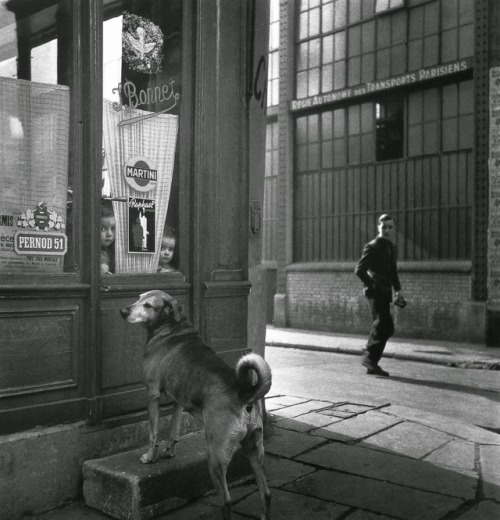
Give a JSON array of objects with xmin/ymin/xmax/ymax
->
[
  {"xmin": 345, "ymin": 509, "xmax": 396, "ymax": 520},
  {"xmin": 265, "ymin": 425, "xmax": 326, "ymax": 458},
  {"xmin": 381, "ymin": 405, "xmax": 500, "ymax": 444},
  {"xmin": 276, "ymin": 412, "xmax": 343, "ymax": 433},
  {"xmin": 315, "ymin": 402, "xmax": 379, "ymax": 419},
  {"xmin": 265, "ymin": 401, "xmax": 289, "ymax": 412},
  {"xmin": 283, "ymin": 469, "xmax": 464, "ymax": 520},
  {"xmin": 270, "ymin": 400, "xmax": 332, "ymax": 419},
  {"xmin": 264, "ymin": 455, "xmax": 316, "ymax": 487},
  {"xmin": 159, "ymin": 501, "xmax": 248, "ymax": 520},
  {"xmin": 233, "ymin": 488, "xmax": 350, "ymax": 520},
  {"xmin": 480, "ymin": 445, "xmax": 500, "ymax": 501},
  {"xmin": 326, "ymin": 403, "xmax": 376, "ymax": 414},
  {"xmin": 296, "ymin": 442, "xmax": 478, "ymax": 499},
  {"xmin": 201, "ymin": 483, "xmax": 256, "ymax": 509},
  {"xmin": 31, "ymin": 502, "xmax": 111, "ymax": 520},
  {"xmin": 311, "ymin": 411, "xmax": 402, "ymax": 442},
  {"xmin": 423, "ymin": 439, "xmax": 476, "ymax": 472},
  {"xmin": 455, "ymin": 501, "xmax": 500, "ymax": 520},
  {"xmin": 362, "ymin": 421, "xmax": 454, "ymax": 458},
  {"xmin": 265, "ymin": 395, "xmax": 309, "ymax": 408}
]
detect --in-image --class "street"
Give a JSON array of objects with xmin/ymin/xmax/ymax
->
[{"xmin": 266, "ymin": 346, "xmax": 500, "ymax": 431}]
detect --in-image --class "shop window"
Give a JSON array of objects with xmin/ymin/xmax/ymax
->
[
  {"xmin": 102, "ymin": 1, "xmax": 182, "ymax": 276},
  {"xmin": 376, "ymin": 97, "xmax": 404, "ymax": 161},
  {"xmin": 0, "ymin": 0, "xmax": 74, "ymax": 276}
]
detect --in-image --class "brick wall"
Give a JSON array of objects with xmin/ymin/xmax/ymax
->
[{"xmin": 285, "ymin": 263, "xmax": 485, "ymax": 343}]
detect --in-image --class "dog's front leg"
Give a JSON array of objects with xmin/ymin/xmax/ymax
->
[
  {"xmin": 161, "ymin": 402, "xmax": 183, "ymax": 458},
  {"xmin": 140, "ymin": 390, "xmax": 160, "ymax": 464}
]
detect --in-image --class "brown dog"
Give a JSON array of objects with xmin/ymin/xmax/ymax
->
[{"xmin": 120, "ymin": 290, "xmax": 272, "ymax": 520}]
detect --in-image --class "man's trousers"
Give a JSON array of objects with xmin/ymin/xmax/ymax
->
[{"xmin": 364, "ymin": 294, "xmax": 394, "ymax": 365}]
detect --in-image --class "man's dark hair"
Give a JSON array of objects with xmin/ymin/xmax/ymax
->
[{"xmin": 378, "ymin": 213, "xmax": 394, "ymax": 224}]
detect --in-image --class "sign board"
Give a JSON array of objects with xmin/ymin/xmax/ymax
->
[
  {"xmin": 15, "ymin": 231, "xmax": 67, "ymax": 255},
  {"xmin": 291, "ymin": 58, "xmax": 473, "ymax": 111}
]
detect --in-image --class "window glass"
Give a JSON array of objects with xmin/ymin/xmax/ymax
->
[
  {"xmin": 376, "ymin": 98, "xmax": 403, "ymax": 161},
  {"xmin": 268, "ymin": 0, "xmax": 280, "ymax": 107},
  {"xmin": 263, "ymin": 123, "xmax": 279, "ymax": 262},
  {"xmin": 102, "ymin": 0, "xmax": 182, "ymax": 276},
  {"xmin": 0, "ymin": 0, "xmax": 74, "ymax": 275}
]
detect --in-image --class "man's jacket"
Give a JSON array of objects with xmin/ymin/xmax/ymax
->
[{"xmin": 355, "ymin": 236, "xmax": 401, "ymax": 299}]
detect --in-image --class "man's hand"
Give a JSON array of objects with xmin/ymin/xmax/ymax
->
[{"xmin": 394, "ymin": 292, "xmax": 407, "ymax": 308}]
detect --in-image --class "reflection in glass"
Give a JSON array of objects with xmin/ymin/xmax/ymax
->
[
  {"xmin": 0, "ymin": 0, "xmax": 73, "ymax": 274},
  {"xmin": 102, "ymin": 1, "xmax": 182, "ymax": 275}
]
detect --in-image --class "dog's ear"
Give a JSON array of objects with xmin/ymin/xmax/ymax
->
[{"xmin": 163, "ymin": 295, "xmax": 182, "ymax": 322}]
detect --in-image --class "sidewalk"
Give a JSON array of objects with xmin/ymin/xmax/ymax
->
[
  {"xmin": 31, "ymin": 393, "xmax": 500, "ymax": 520},
  {"xmin": 26, "ymin": 328, "xmax": 500, "ymax": 520},
  {"xmin": 266, "ymin": 326, "xmax": 500, "ymax": 370}
]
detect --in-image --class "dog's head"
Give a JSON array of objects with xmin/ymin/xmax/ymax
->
[{"xmin": 120, "ymin": 290, "xmax": 183, "ymax": 329}]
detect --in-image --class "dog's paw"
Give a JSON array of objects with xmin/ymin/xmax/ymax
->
[
  {"xmin": 140, "ymin": 450, "xmax": 158, "ymax": 464},
  {"xmin": 160, "ymin": 440, "xmax": 178, "ymax": 459}
]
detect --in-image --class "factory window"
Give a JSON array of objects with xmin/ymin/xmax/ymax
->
[
  {"xmin": 263, "ymin": 121, "xmax": 279, "ymax": 262},
  {"xmin": 375, "ymin": 0, "xmax": 405, "ymax": 15},
  {"xmin": 408, "ymin": 88, "xmax": 439, "ymax": 157},
  {"xmin": 376, "ymin": 97, "xmax": 404, "ymax": 161},
  {"xmin": 408, "ymin": 1, "xmax": 439, "ymax": 71},
  {"xmin": 268, "ymin": 0, "xmax": 280, "ymax": 107},
  {"xmin": 294, "ymin": 79, "xmax": 473, "ymax": 262}
]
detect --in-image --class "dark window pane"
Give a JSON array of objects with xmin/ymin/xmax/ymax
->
[{"xmin": 376, "ymin": 97, "xmax": 404, "ymax": 161}]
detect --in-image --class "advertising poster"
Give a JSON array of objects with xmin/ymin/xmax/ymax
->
[
  {"xmin": 128, "ymin": 197, "xmax": 156, "ymax": 253},
  {"xmin": 0, "ymin": 77, "xmax": 69, "ymax": 274}
]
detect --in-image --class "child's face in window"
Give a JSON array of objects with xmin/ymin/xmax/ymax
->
[
  {"xmin": 159, "ymin": 236, "xmax": 175, "ymax": 266},
  {"xmin": 101, "ymin": 216, "xmax": 116, "ymax": 248}
]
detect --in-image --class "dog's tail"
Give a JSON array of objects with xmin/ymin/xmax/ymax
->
[{"xmin": 236, "ymin": 352, "xmax": 272, "ymax": 404}]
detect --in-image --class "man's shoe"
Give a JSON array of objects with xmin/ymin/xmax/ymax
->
[
  {"xmin": 366, "ymin": 365, "xmax": 390, "ymax": 377},
  {"xmin": 361, "ymin": 358, "xmax": 376, "ymax": 370}
]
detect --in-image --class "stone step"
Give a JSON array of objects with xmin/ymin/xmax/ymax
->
[{"xmin": 82, "ymin": 430, "xmax": 252, "ymax": 520}]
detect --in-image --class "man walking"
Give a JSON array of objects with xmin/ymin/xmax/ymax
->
[{"xmin": 355, "ymin": 214, "xmax": 404, "ymax": 376}]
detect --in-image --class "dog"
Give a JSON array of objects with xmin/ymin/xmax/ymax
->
[{"xmin": 120, "ymin": 290, "xmax": 272, "ymax": 520}]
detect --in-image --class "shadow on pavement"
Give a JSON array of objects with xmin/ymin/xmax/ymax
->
[{"xmin": 384, "ymin": 375, "xmax": 500, "ymax": 401}]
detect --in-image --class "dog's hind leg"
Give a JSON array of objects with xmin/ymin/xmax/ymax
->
[
  {"xmin": 205, "ymin": 422, "xmax": 239, "ymax": 520},
  {"xmin": 241, "ymin": 427, "xmax": 271, "ymax": 520},
  {"xmin": 161, "ymin": 402, "xmax": 183, "ymax": 458},
  {"xmin": 206, "ymin": 448, "xmax": 232, "ymax": 520},
  {"xmin": 140, "ymin": 387, "xmax": 161, "ymax": 464}
]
